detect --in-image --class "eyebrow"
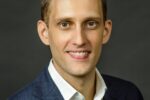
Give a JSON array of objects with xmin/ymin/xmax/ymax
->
[
  {"xmin": 55, "ymin": 18, "xmax": 72, "ymax": 23},
  {"xmin": 55, "ymin": 16, "xmax": 102, "ymax": 22},
  {"xmin": 84, "ymin": 16, "xmax": 102, "ymax": 21}
]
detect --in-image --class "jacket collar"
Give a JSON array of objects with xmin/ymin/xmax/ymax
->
[
  {"xmin": 32, "ymin": 67, "xmax": 118, "ymax": 100},
  {"xmin": 32, "ymin": 67, "xmax": 64, "ymax": 100},
  {"xmin": 102, "ymin": 75, "xmax": 121, "ymax": 100}
]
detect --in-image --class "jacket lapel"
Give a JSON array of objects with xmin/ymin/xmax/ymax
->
[
  {"xmin": 32, "ymin": 67, "xmax": 64, "ymax": 100},
  {"xmin": 102, "ymin": 75, "xmax": 118, "ymax": 100},
  {"xmin": 103, "ymin": 88, "xmax": 117, "ymax": 100}
]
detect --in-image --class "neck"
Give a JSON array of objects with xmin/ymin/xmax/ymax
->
[{"xmin": 79, "ymin": 71, "xmax": 96, "ymax": 100}]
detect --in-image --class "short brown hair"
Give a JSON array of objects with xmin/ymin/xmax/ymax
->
[{"xmin": 41, "ymin": 0, "xmax": 107, "ymax": 23}]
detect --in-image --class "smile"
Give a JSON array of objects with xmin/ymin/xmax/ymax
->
[{"xmin": 66, "ymin": 51, "xmax": 91, "ymax": 60}]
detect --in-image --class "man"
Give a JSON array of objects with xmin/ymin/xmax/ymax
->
[{"xmin": 9, "ymin": 0, "xmax": 143, "ymax": 100}]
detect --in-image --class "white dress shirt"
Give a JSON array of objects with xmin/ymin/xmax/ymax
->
[{"xmin": 48, "ymin": 60, "xmax": 107, "ymax": 100}]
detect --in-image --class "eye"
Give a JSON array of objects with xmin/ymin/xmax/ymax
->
[
  {"xmin": 58, "ymin": 21, "xmax": 70, "ymax": 30},
  {"xmin": 86, "ymin": 20, "xmax": 98, "ymax": 29}
]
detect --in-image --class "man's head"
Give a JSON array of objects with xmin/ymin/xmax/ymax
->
[
  {"xmin": 41, "ymin": 0, "xmax": 107, "ymax": 25},
  {"xmin": 37, "ymin": 0, "xmax": 112, "ymax": 78}
]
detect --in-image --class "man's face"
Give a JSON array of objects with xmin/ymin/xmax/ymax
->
[{"xmin": 38, "ymin": 0, "xmax": 112, "ymax": 77}]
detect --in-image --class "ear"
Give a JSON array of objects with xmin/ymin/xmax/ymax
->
[
  {"xmin": 102, "ymin": 20, "xmax": 112, "ymax": 44},
  {"xmin": 37, "ymin": 20, "xmax": 50, "ymax": 45}
]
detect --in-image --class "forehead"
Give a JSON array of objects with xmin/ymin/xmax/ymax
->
[{"xmin": 49, "ymin": 0, "xmax": 103, "ymax": 19}]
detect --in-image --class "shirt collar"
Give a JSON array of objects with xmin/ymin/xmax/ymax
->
[
  {"xmin": 94, "ymin": 69, "xmax": 107, "ymax": 99},
  {"xmin": 48, "ymin": 60, "xmax": 107, "ymax": 100}
]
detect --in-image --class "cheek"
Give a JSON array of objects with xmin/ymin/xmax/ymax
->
[
  {"xmin": 49, "ymin": 33, "xmax": 69, "ymax": 51},
  {"xmin": 88, "ymin": 32, "xmax": 103, "ymax": 47}
]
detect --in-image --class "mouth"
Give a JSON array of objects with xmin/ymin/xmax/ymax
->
[{"xmin": 66, "ymin": 50, "xmax": 91, "ymax": 60}]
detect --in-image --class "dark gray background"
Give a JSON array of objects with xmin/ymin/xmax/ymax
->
[{"xmin": 0, "ymin": 0, "xmax": 149, "ymax": 100}]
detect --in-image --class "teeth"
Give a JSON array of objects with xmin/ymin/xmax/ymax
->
[
  {"xmin": 72, "ymin": 52, "xmax": 87, "ymax": 55},
  {"xmin": 68, "ymin": 51, "xmax": 89, "ymax": 58}
]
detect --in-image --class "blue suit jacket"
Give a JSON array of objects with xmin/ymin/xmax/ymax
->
[{"xmin": 8, "ymin": 67, "xmax": 143, "ymax": 100}]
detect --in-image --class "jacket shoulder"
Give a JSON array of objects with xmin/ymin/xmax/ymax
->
[
  {"xmin": 8, "ymin": 67, "xmax": 63, "ymax": 100},
  {"xmin": 102, "ymin": 74, "xmax": 144, "ymax": 100},
  {"xmin": 8, "ymin": 82, "xmax": 35, "ymax": 100},
  {"xmin": 8, "ymin": 70, "xmax": 46, "ymax": 100}
]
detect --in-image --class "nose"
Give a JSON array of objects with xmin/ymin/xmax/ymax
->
[{"xmin": 72, "ymin": 27, "xmax": 87, "ymax": 47}]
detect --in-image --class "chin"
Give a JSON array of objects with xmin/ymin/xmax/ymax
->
[{"xmin": 68, "ymin": 64, "xmax": 95, "ymax": 77}]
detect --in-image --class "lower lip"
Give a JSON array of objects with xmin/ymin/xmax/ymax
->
[{"xmin": 67, "ymin": 52, "xmax": 90, "ymax": 61}]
